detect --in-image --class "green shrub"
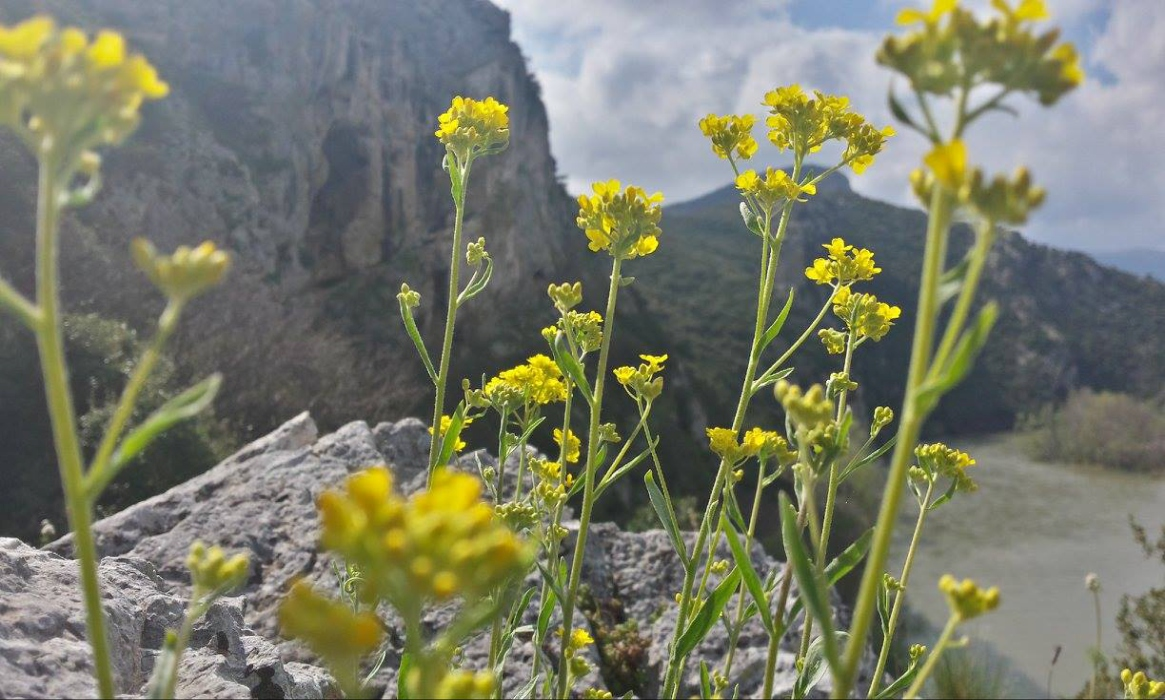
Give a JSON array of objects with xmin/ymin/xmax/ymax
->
[{"xmin": 1021, "ymin": 390, "xmax": 1165, "ymax": 472}]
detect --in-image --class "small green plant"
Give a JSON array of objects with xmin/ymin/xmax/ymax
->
[{"xmin": 0, "ymin": 16, "xmax": 237, "ymax": 697}]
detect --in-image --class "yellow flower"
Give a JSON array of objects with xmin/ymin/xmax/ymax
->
[
  {"xmin": 576, "ymin": 180, "xmax": 664, "ymax": 259},
  {"xmin": 613, "ymin": 353, "xmax": 667, "ymax": 400},
  {"xmin": 279, "ymin": 580, "xmax": 383, "ymax": 693},
  {"xmin": 762, "ymin": 85, "xmax": 893, "ymax": 173},
  {"xmin": 1122, "ymin": 669, "xmax": 1165, "ymax": 700},
  {"xmin": 434, "ymin": 95, "xmax": 509, "ymax": 164},
  {"xmin": 774, "ymin": 380, "xmax": 834, "ymax": 432},
  {"xmin": 698, "ymin": 113, "xmax": 758, "ymax": 160},
  {"xmin": 554, "ymin": 428, "xmax": 581, "ymax": 464},
  {"xmin": 804, "ymin": 238, "xmax": 881, "ymax": 286},
  {"xmin": 924, "ymin": 140, "xmax": 968, "ymax": 190},
  {"xmin": 315, "ymin": 466, "xmax": 532, "ymax": 614},
  {"xmin": 428, "ymin": 414, "xmax": 471, "ymax": 452},
  {"xmin": 131, "ymin": 239, "xmax": 231, "ymax": 303},
  {"xmin": 639, "ymin": 354, "xmax": 668, "ymax": 374},
  {"xmin": 484, "ymin": 355, "xmax": 567, "ymax": 410},
  {"xmin": 0, "ymin": 17, "xmax": 168, "ymax": 164},
  {"xmin": 832, "ymin": 285, "xmax": 901, "ymax": 341},
  {"xmin": 896, "ymin": 0, "xmax": 956, "ymax": 26},
  {"xmin": 186, "ymin": 542, "xmax": 249, "ymax": 597},
  {"xmin": 938, "ymin": 574, "xmax": 999, "ymax": 621},
  {"xmin": 707, "ymin": 427, "xmax": 744, "ymax": 463},
  {"xmin": 735, "ymin": 167, "xmax": 816, "ymax": 212},
  {"xmin": 915, "ymin": 443, "xmax": 977, "ymax": 493}
]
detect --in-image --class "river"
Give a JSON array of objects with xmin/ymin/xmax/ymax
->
[{"xmin": 885, "ymin": 433, "xmax": 1165, "ymax": 697}]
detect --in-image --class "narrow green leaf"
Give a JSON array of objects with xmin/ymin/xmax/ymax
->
[
  {"xmin": 513, "ymin": 677, "xmax": 539, "ymax": 700},
  {"xmin": 740, "ymin": 202, "xmax": 764, "ymax": 236},
  {"xmin": 398, "ymin": 652, "xmax": 414, "ymax": 700},
  {"xmin": 676, "ymin": 569, "xmax": 741, "ymax": 661},
  {"xmin": 700, "ymin": 660, "xmax": 714, "ymax": 699},
  {"xmin": 721, "ymin": 513, "xmax": 775, "ymax": 635},
  {"xmin": 793, "ymin": 635, "xmax": 828, "ymax": 699},
  {"xmin": 887, "ymin": 86, "xmax": 920, "ymax": 134},
  {"xmin": 839, "ymin": 436, "xmax": 897, "ymax": 483},
  {"xmin": 877, "ymin": 579, "xmax": 891, "ymax": 637},
  {"xmin": 779, "ymin": 493, "xmax": 841, "ymax": 674},
  {"xmin": 552, "ymin": 333, "xmax": 594, "ymax": 406},
  {"xmin": 436, "ymin": 402, "xmax": 467, "ymax": 467},
  {"xmin": 786, "ymin": 528, "xmax": 873, "ymax": 625},
  {"xmin": 874, "ymin": 656, "xmax": 924, "ymax": 699},
  {"xmin": 760, "ymin": 289, "xmax": 796, "ymax": 350},
  {"xmin": 917, "ymin": 302, "xmax": 998, "ymax": 413},
  {"xmin": 645, "ymin": 471, "xmax": 690, "ymax": 569},
  {"xmin": 537, "ymin": 584, "xmax": 557, "ymax": 643},
  {"xmin": 96, "ymin": 374, "xmax": 221, "ymax": 499},
  {"xmin": 938, "ymin": 254, "xmax": 972, "ymax": 306}
]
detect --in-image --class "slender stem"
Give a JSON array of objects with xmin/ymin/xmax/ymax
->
[
  {"xmin": 34, "ymin": 155, "xmax": 116, "ymax": 698},
  {"xmin": 835, "ymin": 186, "xmax": 954, "ymax": 698},
  {"xmin": 0, "ymin": 276, "xmax": 41, "ymax": 329},
  {"xmin": 756, "ymin": 293, "xmax": 834, "ymax": 389},
  {"xmin": 1090, "ymin": 587, "xmax": 1102, "ymax": 699},
  {"xmin": 762, "ymin": 496, "xmax": 809, "ymax": 699},
  {"xmin": 868, "ymin": 480, "xmax": 935, "ymax": 696},
  {"xmin": 904, "ymin": 615, "xmax": 959, "ymax": 699},
  {"xmin": 927, "ymin": 221, "xmax": 994, "ymax": 382},
  {"xmin": 722, "ymin": 457, "xmax": 769, "ymax": 677},
  {"xmin": 556, "ymin": 256, "xmax": 623, "ymax": 700},
  {"xmin": 428, "ymin": 158, "xmax": 472, "ymax": 483},
  {"xmin": 84, "ymin": 300, "xmax": 183, "ymax": 500}
]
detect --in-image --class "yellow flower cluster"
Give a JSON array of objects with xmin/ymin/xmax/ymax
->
[
  {"xmin": 484, "ymin": 355, "xmax": 567, "ymax": 410},
  {"xmin": 881, "ymin": 0, "xmax": 1082, "ymax": 105},
  {"xmin": 554, "ymin": 428, "xmax": 581, "ymax": 464},
  {"xmin": 562, "ymin": 627, "xmax": 596, "ymax": 679},
  {"xmin": 425, "ymin": 669, "xmax": 496, "ymax": 700},
  {"xmin": 698, "ymin": 113, "xmax": 758, "ymax": 160},
  {"xmin": 735, "ymin": 167, "xmax": 817, "ymax": 213},
  {"xmin": 434, "ymin": 95, "xmax": 510, "ymax": 164},
  {"xmin": 1122, "ymin": 669, "xmax": 1165, "ymax": 700},
  {"xmin": 0, "ymin": 16, "xmax": 168, "ymax": 159},
  {"xmin": 576, "ymin": 180, "xmax": 664, "ymax": 259},
  {"xmin": 543, "ymin": 310, "xmax": 604, "ymax": 354},
  {"xmin": 315, "ymin": 467, "xmax": 531, "ymax": 613},
  {"xmin": 762, "ymin": 85, "xmax": 894, "ymax": 174},
  {"xmin": 279, "ymin": 580, "xmax": 383, "ymax": 688},
  {"xmin": 706, "ymin": 426, "xmax": 794, "ymax": 465},
  {"xmin": 913, "ymin": 442, "xmax": 977, "ymax": 493},
  {"xmin": 530, "ymin": 456, "xmax": 573, "ymax": 517},
  {"xmin": 915, "ymin": 141, "xmax": 1047, "ymax": 224},
  {"xmin": 938, "ymin": 574, "xmax": 999, "ymax": 621},
  {"xmin": 186, "ymin": 542, "xmax": 249, "ymax": 596},
  {"xmin": 613, "ymin": 353, "xmax": 667, "ymax": 400},
  {"xmin": 548, "ymin": 281, "xmax": 583, "ymax": 313},
  {"xmin": 774, "ymin": 381, "xmax": 834, "ymax": 432},
  {"xmin": 428, "ymin": 414, "xmax": 471, "ymax": 453},
  {"xmin": 131, "ymin": 239, "xmax": 231, "ymax": 303},
  {"xmin": 831, "ymin": 286, "xmax": 902, "ymax": 342},
  {"xmin": 805, "ymin": 238, "xmax": 882, "ymax": 286}
]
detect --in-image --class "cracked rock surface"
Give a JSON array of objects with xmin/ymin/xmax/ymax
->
[{"xmin": 2, "ymin": 414, "xmax": 866, "ymax": 698}]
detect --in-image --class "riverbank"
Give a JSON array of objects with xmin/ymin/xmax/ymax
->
[{"xmin": 885, "ymin": 433, "xmax": 1165, "ymax": 696}]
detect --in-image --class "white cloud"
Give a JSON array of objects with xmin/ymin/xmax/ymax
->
[{"xmin": 496, "ymin": 0, "xmax": 1165, "ymax": 252}]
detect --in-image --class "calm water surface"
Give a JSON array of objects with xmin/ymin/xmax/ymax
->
[{"xmin": 886, "ymin": 434, "xmax": 1165, "ymax": 696}]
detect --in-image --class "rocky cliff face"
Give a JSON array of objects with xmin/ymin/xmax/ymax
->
[
  {"xmin": 1, "ymin": 413, "xmax": 864, "ymax": 699},
  {"xmin": 1, "ymin": 0, "xmax": 577, "ymax": 298}
]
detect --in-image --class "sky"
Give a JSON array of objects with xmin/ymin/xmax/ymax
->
[{"xmin": 491, "ymin": 0, "xmax": 1165, "ymax": 253}]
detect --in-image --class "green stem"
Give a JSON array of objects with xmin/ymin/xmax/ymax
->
[
  {"xmin": 84, "ymin": 300, "xmax": 183, "ymax": 500},
  {"xmin": 835, "ymin": 186, "xmax": 954, "ymax": 698},
  {"xmin": 1090, "ymin": 587, "xmax": 1102, "ymax": 699},
  {"xmin": 927, "ymin": 221, "xmax": 994, "ymax": 382},
  {"xmin": 904, "ymin": 615, "xmax": 959, "ymax": 699},
  {"xmin": 0, "ymin": 276, "xmax": 40, "ymax": 329},
  {"xmin": 555, "ymin": 256, "xmax": 623, "ymax": 700},
  {"xmin": 868, "ymin": 480, "xmax": 935, "ymax": 696},
  {"xmin": 428, "ymin": 158, "xmax": 472, "ymax": 483},
  {"xmin": 755, "ymin": 293, "xmax": 834, "ymax": 390},
  {"xmin": 35, "ymin": 155, "xmax": 116, "ymax": 698},
  {"xmin": 722, "ymin": 457, "xmax": 768, "ymax": 677},
  {"xmin": 762, "ymin": 496, "xmax": 809, "ymax": 699},
  {"xmin": 663, "ymin": 172, "xmax": 802, "ymax": 697}
]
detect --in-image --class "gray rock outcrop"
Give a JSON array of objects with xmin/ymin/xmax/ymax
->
[{"xmin": 0, "ymin": 413, "xmax": 868, "ymax": 698}]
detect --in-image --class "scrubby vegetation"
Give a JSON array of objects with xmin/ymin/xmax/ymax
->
[{"xmin": 1021, "ymin": 390, "xmax": 1165, "ymax": 473}]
